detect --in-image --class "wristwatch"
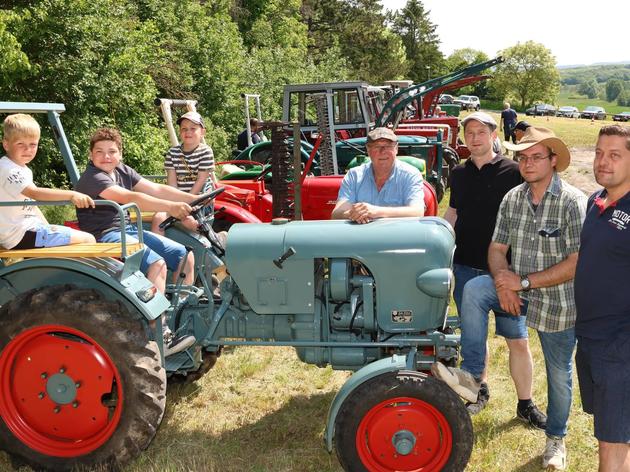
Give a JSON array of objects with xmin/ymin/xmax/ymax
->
[{"xmin": 520, "ymin": 275, "xmax": 531, "ymax": 291}]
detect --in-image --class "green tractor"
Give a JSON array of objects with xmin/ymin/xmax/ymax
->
[{"xmin": 0, "ymin": 102, "xmax": 472, "ymax": 471}]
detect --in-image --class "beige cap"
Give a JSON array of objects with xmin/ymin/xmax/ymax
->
[{"xmin": 367, "ymin": 127, "xmax": 398, "ymax": 143}]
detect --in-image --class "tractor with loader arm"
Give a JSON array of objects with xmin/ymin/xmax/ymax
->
[{"xmin": 0, "ymin": 101, "xmax": 472, "ymax": 471}]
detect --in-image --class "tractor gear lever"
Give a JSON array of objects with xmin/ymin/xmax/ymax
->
[{"xmin": 273, "ymin": 246, "xmax": 296, "ymax": 269}]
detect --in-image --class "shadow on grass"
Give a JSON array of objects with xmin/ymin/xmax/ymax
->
[{"xmin": 131, "ymin": 390, "xmax": 343, "ymax": 472}]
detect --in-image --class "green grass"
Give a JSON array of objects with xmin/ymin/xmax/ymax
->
[{"xmin": 466, "ymin": 109, "xmax": 610, "ymax": 148}]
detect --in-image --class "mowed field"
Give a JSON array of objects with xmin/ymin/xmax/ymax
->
[{"xmin": 2, "ymin": 117, "xmax": 622, "ymax": 472}]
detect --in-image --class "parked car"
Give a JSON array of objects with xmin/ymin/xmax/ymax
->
[
  {"xmin": 453, "ymin": 95, "xmax": 480, "ymax": 111},
  {"xmin": 525, "ymin": 104, "xmax": 557, "ymax": 116},
  {"xmin": 556, "ymin": 106, "xmax": 580, "ymax": 118},
  {"xmin": 613, "ymin": 111, "xmax": 630, "ymax": 122},
  {"xmin": 438, "ymin": 94, "xmax": 454, "ymax": 104},
  {"xmin": 581, "ymin": 106, "xmax": 607, "ymax": 120}
]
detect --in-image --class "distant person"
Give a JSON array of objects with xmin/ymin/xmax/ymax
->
[
  {"xmin": 0, "ymin": 113, "xmax": 95, "ymax": 250},
  {"xmin": 514, "ymin": 121, "xmax": 532, "ymax": 142},
  {"xmin": 500, "ymin": 102, "xmax": 518, "ymax": 144},
  {"xmin": 331, "ymin": 127, "xmax": 424, "ymax": 223},
  {"xmin": 237, "ymin": 118, "xmax": 263, "ymax": 151},
  {"xmin": 574, "ymin": 125, "xmax": 630, "ymax": 472}
]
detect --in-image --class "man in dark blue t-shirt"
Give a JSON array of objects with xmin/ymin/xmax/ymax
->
[
  {"xmin": 237, "ymin": 118, "xmax": 262, "ymax": 151},
  {"xmin": 575, "ymin": 124, "xmax": 630, "ymax": 472},
  {"xmin": 500, "ymin": 102, "xmax": 518, "ymax": 144}
]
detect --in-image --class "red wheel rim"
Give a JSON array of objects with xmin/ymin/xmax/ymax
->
[
  {"xmin": 356, "ymin": 396, "xmax": 452, "ymax": 472},
  {"xmin": 0, "ymin": 324, "xmax": 123, "ymax": 457}
]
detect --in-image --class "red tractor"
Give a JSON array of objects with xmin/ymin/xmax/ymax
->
[{"xmin": 155, "ymin": 99, "xmax": 438, "ymax": 229}]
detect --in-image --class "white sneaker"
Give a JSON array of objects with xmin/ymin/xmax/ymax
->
[
  {"xmin": 542, "ymin": 437, "xmax": 566, "ymax": 470},
  {"xmin": 430, "ymin": 362, "xmax": 480, "ymax": 403}
]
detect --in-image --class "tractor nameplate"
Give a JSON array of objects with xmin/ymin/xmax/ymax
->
[{"xmin": 391, "ymin": 310, "xmax": 413, "ymax": 323}]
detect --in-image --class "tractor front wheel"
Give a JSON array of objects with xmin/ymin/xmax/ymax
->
[
  {"xmin": 334, "ymin": 370, "xmax": 473, "ymax": 472},
  {"xmin": 0, "ymin": 285, "xmax": 166, "ymax": 471}
]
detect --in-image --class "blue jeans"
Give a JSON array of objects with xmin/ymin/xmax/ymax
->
[
  {"xmin": 100, "ymin": 226, "xmax": 186, "ymax": 273},
  {"xmin": 459, "ymin": 274, "xmax": 528, "ymax": 379},
  {"xmin": 453, "ymin": 263, "xmax": 488, "ymax": 316},
  {"xmin": 538, "ymin": 328, "xmax": 576, "ymax": 438}
]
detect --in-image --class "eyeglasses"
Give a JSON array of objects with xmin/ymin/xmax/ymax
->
[
  {"xmin": 516, "ymin": 153, "xmax": 552, "ymax": 164},
  {"xmin": 368, "ymin": 144, "xmax": 398, "ymax": 152}
]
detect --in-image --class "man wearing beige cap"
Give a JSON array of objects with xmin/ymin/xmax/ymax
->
[
  {"xmin": 435, "ymin": 126, "xmax": 587, "ymax": 470},
  {"xmin": 441, "ymin": 111, "xmax": 534, "ymax": 419},
  {"xmin": 331, "ymin": 127, "xmax": 424, "ymax": 223}
]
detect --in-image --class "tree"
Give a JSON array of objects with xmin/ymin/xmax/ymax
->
[
  {"xmin": 492, "ymin": 41, "xmax": 560, "ymax": 109},
  {"xmin": 618, "ymin": 90, "xmax": 630, "ymax": 107},
  {"xmin": 578, "ymin": 79, "xmax": 599, "ymax": 99},
  {"xmin": 444, "ymin": 48, "xmax": 488, "ymax": 73},
  {"xmin": 0, "ymin": 11, "xmax": 31, "ymax": 90},
  {"xmin": 390, "ymin": 0, "xmax": 443, "ymax": 83},
  {"xmin": 606, "ymin": 79, "xmax": 624, "ymax": 102},
  {"xmin": 444, "ymin": 48, "xmax": 490, "ymax": 97},
  {"xmin": 302, "ymin": 0, "xmax": 407, "ymax": 83}
]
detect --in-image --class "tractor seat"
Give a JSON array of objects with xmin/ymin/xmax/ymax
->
[{"xmin": 0, "ymin": 242, "xmax": 144, "ymax": 259}]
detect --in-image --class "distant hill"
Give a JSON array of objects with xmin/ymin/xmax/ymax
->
[
  {"xmin": 558, "ymin": 61, "xmax": 630, "ymax": 70},
  {"xmin": 559, "ymin": 63, "xmax": 630, "ymax": 85}
]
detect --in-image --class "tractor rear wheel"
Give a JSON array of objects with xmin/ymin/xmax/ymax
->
[
  {"xmin": 334, "ymin": 370, "xmax": 473, "ymax": 472},
  {"xmin": 0, "ymin": 285, "xmax": 166, "ymax": 471},
  {"xmin": 442, "ymin": 146, "xmax": 460, "ymax": 189}
]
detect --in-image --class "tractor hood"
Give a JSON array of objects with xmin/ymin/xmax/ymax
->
[{"xmin": 225, "ymin": 217, "xmax": 455, "ymax": 332}]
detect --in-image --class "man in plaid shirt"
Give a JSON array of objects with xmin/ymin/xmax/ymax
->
[{"xmin": 434, "ymin": 127, "xmax": 587, "ymax": 470}]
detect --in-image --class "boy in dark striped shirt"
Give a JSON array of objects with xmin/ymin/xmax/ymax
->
[{"xmin": 152, "ymin": 111, "xmax": 217, "ymax": 233}]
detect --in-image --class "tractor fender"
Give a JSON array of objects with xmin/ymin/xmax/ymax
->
[
  {"xmin": 0, "ymin": 258, "xmax": 169, "ymax": 322},
  {"xmin": 217, "ymin": 201, "xmax": 262, "ymax": 224},
  {"xmin": 323, "ymin": 353, "xmax": 410, "ymax": 452}
]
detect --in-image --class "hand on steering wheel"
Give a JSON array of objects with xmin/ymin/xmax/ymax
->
[{"xmin": 158, "ymin": 187, "xmax": 226, "ymax": 231}]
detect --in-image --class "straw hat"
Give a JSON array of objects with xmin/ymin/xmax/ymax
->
[{"xmin": 503, "ymin": 126, "xmax": 570, "ymax": 172}]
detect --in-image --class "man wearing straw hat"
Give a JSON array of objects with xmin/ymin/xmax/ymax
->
[{"xmin": 434, "ymin": 126, "xmax": 587, "ymax": 470}]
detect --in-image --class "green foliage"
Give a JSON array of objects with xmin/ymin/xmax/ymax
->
[
  {"xmin": 445, "ymin": 48, "xmax": 491, "ymax": 97},
  {"xmin": 618, "ymin": 90, "xmax": 630, "ymax": 107},
  {"xmin": 302, "ymin": 0, "xmax": 407, "ymax": 83},
  {"xmin": 493, "ymin": 41, "xmax": 560, "ymax": 109},
  {"xmin": 0, "ymin": 11, "xmax": 31, "ymax": 88},
  {"xmin": 578, "ymin": 79, "xmax": 599, "ymax": 99},
  {"xmin": 389, "ymin": 0, "xmax": 443, "ymax": 83},
  {"xmin": 560, "ymin": 63, "xmax": 630, "ymax": 86},
  {"xmin": 606, "ymin": 78, "xmax": 625, "ymax": 102}
]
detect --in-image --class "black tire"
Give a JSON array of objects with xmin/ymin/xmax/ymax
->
[
  {"xmin": 0, "ymin": 285, "xmax": 166, "ymax": 471},
  {"xmin": 212, "ymin": 216, "xmax": 233, "ymax": 234},
  {"xmin": 334, "ymin": 370, "xmax": 473, "ymax": 472},
  {"xmin": 169, "ymin": 348, "xmax": 220, "ymax": 384},
  {"xmin": 435, "ymin": 177, "xmax": 445, "ymax": 203},
  {"xmin": 442, "ymin": 146, "xmax": 460, "ymax": 188}
]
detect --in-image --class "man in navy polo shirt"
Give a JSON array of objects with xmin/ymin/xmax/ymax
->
[
  {"xmin": 575, "ymin": 125, "xmax": 630, "ymax": 472},
  {"xmin": 331, "ymin": 127, "xmax": 424, "ymax": 223}
]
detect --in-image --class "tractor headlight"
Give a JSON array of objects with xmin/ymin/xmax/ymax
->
[{"xmin": 415, "ymin": 268, "xmax": 452, "ymax": 298}]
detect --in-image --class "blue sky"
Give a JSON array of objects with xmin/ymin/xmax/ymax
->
[{"xmin": 381, "ymin": 0, "xmax": 630, "ymax": 66}]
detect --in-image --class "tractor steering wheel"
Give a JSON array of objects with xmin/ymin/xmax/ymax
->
[
  {"xmin": 158, "ymin": 187, "xmax": 226, "ymax": 231},
  {"xmin": 255, "ymin": 164, "xmax": 274, "ymax": 181}
]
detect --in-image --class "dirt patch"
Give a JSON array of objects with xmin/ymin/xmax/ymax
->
[{"xmin": 559, "ymin": 146, "xmax": 600, "ymax": 195}]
